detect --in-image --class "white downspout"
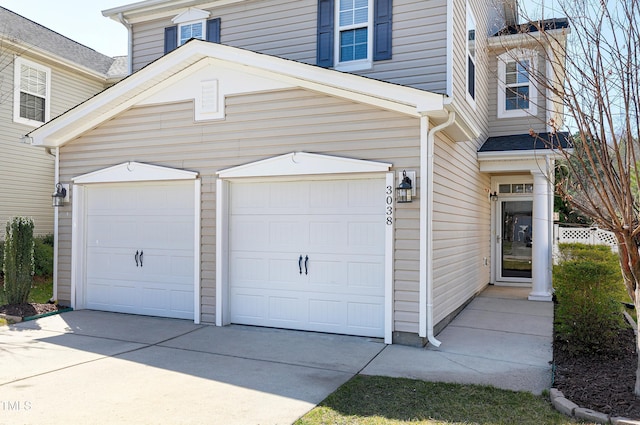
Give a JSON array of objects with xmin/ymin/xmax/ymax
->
[
  {"xmin": 116, "ymin": 12, "xmax": 133, "ymax": 75},
  {"xmin": 422, "ymin": 111, "xmax": 456, "ymax": 348},
  {"xmin": 52, "ymin": 147, "xmax": 60, "ymax": 302}
]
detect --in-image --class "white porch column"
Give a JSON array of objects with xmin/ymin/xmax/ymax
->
[{"xmin": 529, "ymin": 171, "xmax": 553, "ymax": 301}]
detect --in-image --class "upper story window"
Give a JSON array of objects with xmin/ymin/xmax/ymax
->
[
  {"xmin": 179, "ymin": 21, "xmax": 205, "ymax": 45},
  {"xmin": 13, "ymin": 57, "xmax": 51, "ymax": 126},
  {"xmin": 164, "ymin": 8, "xmax": 221, "ymax": 54},
  {"xmin": 317, "ymin": 0, "xmax": 392, "ymax": 70},
  {"xmin": 466, "ymin": 4, "xmax": 476, "ymax": 105},
  {"xmin": 497, "ymin": 50, "xmax": 538, "ymax": 118},
  {"xmin": 337, "ymin": 0, "xmax": 372, "ymax": 67}
]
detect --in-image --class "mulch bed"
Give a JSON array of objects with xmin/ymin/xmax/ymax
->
[
  {"xmin": 554, "ymin": 324, "xmax": 640, "ymax": 419},
  {"xmin": 0, "ymin": 302, "xmax": 66, "ymax": 318}
]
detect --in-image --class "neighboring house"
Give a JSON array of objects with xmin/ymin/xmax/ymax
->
[
  {"xmin": 26, "ymin": 0, "xmax": 569, "ymax": 345},
  {"xmin": 0, "ymin": 7, "xmax": 126, "ymax": 238}
]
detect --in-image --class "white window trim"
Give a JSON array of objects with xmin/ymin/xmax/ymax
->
[
  {"xmin": 172, "ymin": 8, "xmax": 210, "ymax": 46},
  {"xmin": 178, "ymin": 20, "xmax": 207, "ymax": 46},
  {"xmin": 334, "ymin": 0, "xmax": 374, "ymax": 72},
  {"xmin": 465, "ymin": 3, "xmax": 477, "ymax": 108},
  {"xmin": 13, "ymin": 56, "xmax": 51, "ymax": 127},
  {"xmin": 497, "ymin": 49, "xmax": 538, "ymax": 119}
]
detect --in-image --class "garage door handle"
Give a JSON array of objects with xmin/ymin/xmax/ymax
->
[
  {"xmin": 298, "ymin": 255, "xmax": 303, "ymax": 274},
  {"xmin": 140, "ymin": 250, "xmax": 143, "ymax": 267},
  {"xmin": 135, "ymin": 250, "xmax": 139, "ymax": 267},
  {"xmin": 304, "ymin": 255, "xmax": 309, "ymax": 275}
]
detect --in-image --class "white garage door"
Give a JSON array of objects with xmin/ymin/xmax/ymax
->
[
  {"xmin": 229, "ymin": 177, "xmax": 385, "ymax": 337},
  {"xmin": 85, "ymin": 181, "xmax": 195, "ymax": 319}
]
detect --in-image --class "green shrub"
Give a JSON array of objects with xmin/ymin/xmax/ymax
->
[
  {"xmin": 33, "ymin": 235, "xmax": 53, "ymax": 277},
  {"xmin": 0, "ymin": 240, "xmax": 3, "ymax": 277},
  {"xmin": 2, "ymin": 217, "xmax": 35, "ymax": 304},
  {"xmin": 553, "ymin": 243, "xmax": 626, "ymax": 355}
]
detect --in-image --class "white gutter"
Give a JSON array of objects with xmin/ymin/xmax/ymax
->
[
  {"xmin": 116, "ymin": 12, "xmax": 134, "ymax": 75},
  {"xmin": 52, "ymin": 147, "xmax": 60, "ymax": 302},
  {"xmin": 421, "ymin": 111, "xmax": 456, "ymax": 348}
]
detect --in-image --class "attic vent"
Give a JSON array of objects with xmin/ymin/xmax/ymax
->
[
  {"xmin": 201, "ymin": 80, "xmax": 218, "ymax": 113},
  {"xmin": 195, "ymin": 79, "xmax": 224, "ymax": 121}
]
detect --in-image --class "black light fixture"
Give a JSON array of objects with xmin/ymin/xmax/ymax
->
[
  {"xmin": 396, "ymin": 170, "xmax": 413, "ymax": 203},
  {"xmin": 489, "ymin": 191, "xmax": 498, "ymax": 202},
  {"xmin": 52, "ymin": 183, "xmax": 67, "ymax": 207}
]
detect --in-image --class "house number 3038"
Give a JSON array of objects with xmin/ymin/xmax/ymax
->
[{"xmin": 386, "ymin": 185, "xmax": 393, "ymax": 225}]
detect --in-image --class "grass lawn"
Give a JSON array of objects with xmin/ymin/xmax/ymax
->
[
  {"xmin": 295, "ymin": 375, "xmax": 586, "ymax": 425},
  {"xmin": 0, "ymin": 276, "xmax": 53, "ymax": 305}
]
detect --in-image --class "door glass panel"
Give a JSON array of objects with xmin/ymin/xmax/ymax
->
[{"xmin": 501, "ymin": 201, "xmax": 532, "ymax": 278}]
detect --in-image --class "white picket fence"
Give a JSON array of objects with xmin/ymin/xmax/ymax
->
[{"xmin": 554, "ymin": 225, "xmax": 618, "ymax": 253}]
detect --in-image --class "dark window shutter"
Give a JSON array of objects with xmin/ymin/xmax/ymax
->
[
  {"xmin": 206, "ymin": 18, "xmax": 221, "ymax": 43},
  {"xmin": 316, "ymin": 0, "xmax": 334, "ymax": 67},
  {"xmin": 373, "ymin": 0, "xmax": 392, "ymax": 61},
  {"xmin": 164, "ymin": 26, "xmax": 178, "ymax": 54}
]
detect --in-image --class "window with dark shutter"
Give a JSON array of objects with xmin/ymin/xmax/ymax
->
[
  {"xmin": 317, "ymin": 0, "xmax": 335, "ymax": 67},
  {"xmin": 206, "ymin": 18, "xmax": 221, "ymax": 43},
  {"xmin": 164, "ymin": 26, "xmax": 178, "ymax": 54},
  {"xmin": 373, "ymin": 0, "xmax": 392, "ymax": 61}
]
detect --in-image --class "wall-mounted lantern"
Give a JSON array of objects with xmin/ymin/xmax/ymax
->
[
  {"xmin": 489, "ymin": 191, "xmax": 498, "ymax": 202},
  {"xmin": 396, "ymin": 170, "xmax": 413, "ymax": 203},
  {"xmin": 52, "ymin": 183, "xmax": 67, "ymax": 207}
]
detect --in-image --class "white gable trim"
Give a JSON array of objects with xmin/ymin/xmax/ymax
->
[
  {"xmin": 217, "ymin": 152, "xmax": 392, "ymax": 178},
  {"xmin": 172, "ymin": 8, "xmax": 210, "ymax": 23},
  {"xmin": 28, "ymin": 41, "xmax": 447, "ymax": 148},
  {"xmin": 73, "ymin": 161, "xmax": 198, "ymax": 184}
]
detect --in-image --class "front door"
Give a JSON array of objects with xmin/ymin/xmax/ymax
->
[{"xmin": 498, "ymin": 200, "xmax": 533, "ymax": 281}]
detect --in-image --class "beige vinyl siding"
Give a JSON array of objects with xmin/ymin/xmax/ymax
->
[
  {"xmin": 0, "ymin": 50, "xmax": 106, "ymax": 238},
  {"xmin": 57, "ymin": 89, "xmax": 422, "ymax": 328},
  {"xmin": 357, "ymin": 0, "xmax": 448, "ymax": 93},
  {"xmin": 448, "ymin": 0, "xmax": 491, "ymax": 143},
  {"xmin": 432, "ymin": 133, "xmax": 490, "ymax": 325},
  {"xmin": 487, "ymin": 46, "xmax": 549, "ymax": 137},
  {"xmin": 130, "ymin": 0, "xmax": 449, "ymax": 93}
]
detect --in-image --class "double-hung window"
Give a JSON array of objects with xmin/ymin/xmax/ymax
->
[
  {"xmin": 13, "ymin": 57, "xmax": 50, "ymax": 126},
  {"xmin": 164, "ymin": 8, "xmax": 221, "ymax": 54},
  {"xmin": 337, "ymin": 0, "xmax": 372, "ymax": 67},
  {"xmin": 179, "ymin": 21, "xmax": 205, "ymax": 45},
  {"xmin": 497, "ymin": 50, "xmax": 538, "ymax": 118},
  {"xmin": 317, "ymin": 0, "xmax": 392, "ymax": 70},
  {"xmin": 466, "ymin": 4, "xmax": 476, "ymax": 105}
]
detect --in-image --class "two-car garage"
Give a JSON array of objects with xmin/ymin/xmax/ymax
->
[{"xmin": 74, "ymin": 156, "xmax": 390, "ymax": 338}]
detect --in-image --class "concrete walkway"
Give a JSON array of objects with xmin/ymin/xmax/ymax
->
[
  {"xmin": 0, "ymin": 285, "xmax": 553, "ymax": 424},
  {"xmin": 364, "ymin": 286, "xmax": 554, "ymax": 394}
]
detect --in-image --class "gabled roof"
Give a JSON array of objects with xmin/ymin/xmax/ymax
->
[
  {"xmin": 28, "ymin": 39, "xmax": 473, "ymax": 148},
  {"xmin": 0, "ymin": 6, "xmax": 120, "ymax": 77},
  {"xmin": 478, "ymin": 132, "xmax": 571, "ymax": 152}
]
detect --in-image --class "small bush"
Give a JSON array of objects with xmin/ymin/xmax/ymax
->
[
  {"xmin": 33, "ymin": 235, "xmax": 54, "ymax": 277},
  {"xmin": 3, "ymin": 217, "xmax": 35, "ymax": 304},
  {"xmin": 0, "ymin": 240, "xmax": 3, "ymax": 276},
  {"xmin": 554, "ymin": 243, "xmax": 626, "ymax": 355}
]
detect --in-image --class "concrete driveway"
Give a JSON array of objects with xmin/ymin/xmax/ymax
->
[
  {"xmin": 0, "ymin": 311, "xmax": 385, "ymax": 425},
  {"xmin": 0, "ymin": 286, "xmax": 553, "ymax": 424}
]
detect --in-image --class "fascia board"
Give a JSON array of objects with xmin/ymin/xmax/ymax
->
[
  {"xmin": 103, "ymin": 0, "xmax": 249, "ymax": 24},
  {"xmin": 1, "ymin": 37, "xmax": 109, "ymax": 81},
  {"xmin": 478, "ymin": 148, "xmax": 572, "ymax": 160},
  {"xmin": 196, "ymin": 43, "xmax": 444, "ymax": 114},
  {"xmin": 488, "ymin": 28, "xmax": 569, "ymax": 50},
  {"xmin": 30, "ymin": 51, "xmax": 210, "ymax": 148},
  {"xmin": 30, "ymin": 41, "xmax": 445, "ymax": 148}
]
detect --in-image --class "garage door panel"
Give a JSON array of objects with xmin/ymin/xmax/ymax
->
[
  {"xmin": 229, "ymin": 177, "xmax": 385, "ymax": 338},
  {"xmin": 85, "ymin": 181, "xmax": 195, "ymax": 320}
]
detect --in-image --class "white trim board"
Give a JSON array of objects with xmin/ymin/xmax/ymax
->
[{"xmin": 73, "ymin": 161, "xmax": 198, "ymax": 184}]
